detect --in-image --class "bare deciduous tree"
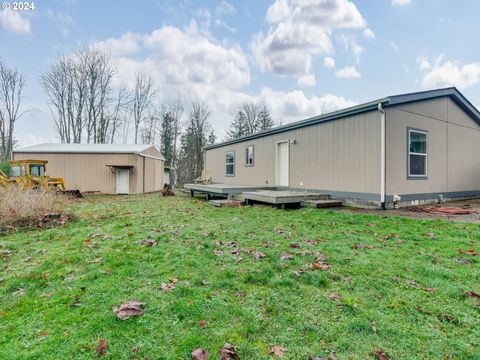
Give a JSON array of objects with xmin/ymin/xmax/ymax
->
[
  {"xmin": 0, "ymin": 59, "xmax": 26, "ymax": 161},
  {"xmin": 78, "ymin": 48, "xmax": 118, "ymax": 143},
  {"xmin": 176, "ymin": 102, "xmax": 212, "ymax": 184},
  {"xmin": 132, "ymin": 72, "xmax": 155, "ymax": 144},
  {"xmin": 40, "ymin": 48, "xmax": 118, "ymax": 144}
]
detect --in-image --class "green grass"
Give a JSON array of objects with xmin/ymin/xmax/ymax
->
[{"xmin": 0, "ymin": 194, "xmax": 479, "ymax": 359}]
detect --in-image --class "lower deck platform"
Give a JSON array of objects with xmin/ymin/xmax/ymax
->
[
  {"xmin": 184, "ymin": 183, "xmax": 342, "ymax": 208},
  {"xmin": 184, "ymin": 183, "xmax": 269, "ymax": 199},
  {"xmin": 241, "ymin": 190, "xmax": 329, "ymax": 205}
]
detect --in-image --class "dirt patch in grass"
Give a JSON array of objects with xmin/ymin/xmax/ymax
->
[{"xmin": 339, "ymin": 199, "xmax": 480, "ymax": 223}]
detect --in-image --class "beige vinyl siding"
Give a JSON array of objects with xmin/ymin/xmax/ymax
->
[
  {"xmin": 205, "ymin": 110, "xmax": 381, "ymax": 195},
  {"xmin": 142, "ymin": 156, "xmax": 164, "ymax": 193},
  {"xmin": 386, "ymin": 97, "xmax": 480, "ymax": 196}
]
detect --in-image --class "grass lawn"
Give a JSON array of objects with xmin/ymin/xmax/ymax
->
[{"xmin": 0, "ymin": 194, "xmax": 479, "ymax": 359}]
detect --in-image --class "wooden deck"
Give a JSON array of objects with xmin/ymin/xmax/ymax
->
[
  {"xmin": 184, "ymin": 183, "xmax": 269, "ymax": 199},
  {"xmin": 241, "ymin": 190, "xmax": 329, "ymax": 205}
]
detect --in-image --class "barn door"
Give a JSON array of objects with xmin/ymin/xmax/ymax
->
[
  {"xmin": 276, "ymin": 141, "xmax": 289, "ymax": 187},
  {"xmin": 116, "ymin": 169, "xmax": 130, "ymax": 194}
]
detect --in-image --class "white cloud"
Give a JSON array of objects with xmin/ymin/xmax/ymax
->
[
  {"xmin": 390, "ymin": 41, "xmax": 400, "ymax": 52},
  {"xmin": 339, "ymin": 34, "xmax": 364, "ymax": 63},
  {"xmin": 256, "ymin": 87, "xmax": 358, "ymax": 121},
  {"xmin": 90, "ymin": 21, "xmax": 357, "ymax": 137},
  {"xmin": 215, "ymin": 19, "xmax": 236, "ymax": 33},
  {"xmin": 251, "ymin": 0, "xmax": 368, "ymax": 80},
  {"xmin": 416, "ymin": 55, "xmax": 431, "ymax": 71},
  {"xmin": 216, "ymin": 0, "xmax": 236, "ymax": 17},
  {"xmin": 323, "ymin": 56, "xmax": 336, "ymax": 68},
  {"xmin": 0, "ymin": 9, "xmax": 30, "ymax": 34},
  {"xmin": 363, "ymin": 28, "xmax": 375, "ymax": 39},
  {"xmin": 92, "ymin": 33, "xmax": 142, "ymax": 56},
  {"xmin": 297, "ymin": 74, "xmax": 316, "ymax": 87},
  {"xmin": 392, "ymin": 0, "xmax": 411, "ymax": 6},
  {"xmin": 335, "ymin": 66, "xmax": 361, "ymax": 79},
  {"xmin": 419, "ymin": 56, "xmax": 480, "ymax": 90},
  {"xmin": 46, "ymin": 9, "xmax": 74, "ymax": 37}
]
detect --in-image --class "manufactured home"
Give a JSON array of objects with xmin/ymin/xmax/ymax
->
[
  {"xmin": 202, "ymin": 88, "xmax": 480, "ymax": 208},
  {"xmin": 13, "ymin": 144, "xmax": 164, "ymax": 195}
]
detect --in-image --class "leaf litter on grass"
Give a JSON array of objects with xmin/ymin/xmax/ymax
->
[{"xmin": 112, "ymin": 301, "xmax": 145, "ymax": 320}]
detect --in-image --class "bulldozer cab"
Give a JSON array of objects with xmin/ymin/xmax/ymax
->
[{"xmin": 9, "ymin": 160, "xmax": 47, "ymax": 178}]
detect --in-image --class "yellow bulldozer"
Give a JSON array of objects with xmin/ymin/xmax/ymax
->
[{"xmin": 0, "ymin": 159, "xmax": 82, "ymax": 198}]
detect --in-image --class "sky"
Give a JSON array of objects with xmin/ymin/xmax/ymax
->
[{"xmin": 1, "ymin": 0, "xmax": 480, "ymax": 147}]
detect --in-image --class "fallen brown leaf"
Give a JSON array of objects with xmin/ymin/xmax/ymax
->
[
  {"xmin": 279, "ymin": 253, "xmax": 293, "ymax": 261},
  {"xmin": 198, "ymin": 320, "xmax": 207, "ymax": 328},
  {"xmin": 213, "ymin": 250, "xmax": 224, "ymax": 256},
  {"xmin": 70, "ymin": 294, "xmax": 81, "ymax": 307},
  {"xmin": 138, "ymin": 239, "xmax": 158, "ymax": 247},
  {"xmin": 293, "ymin": 269, "xmax": 305, "ymax": 277},
  {"xmin": 405, "ymin": 279, "xmax": 419, "ymax": 288},
  {"xmin": 219, "ymin": 343, "xmax": 240, "ymax": 360},
  {"xmin": 192, "ymin": 348, "xmax": 210, "ymax": 360},
  {"xmin": 290, "ymin": 243, "xmax": 300, "ymax": 248},
  {"xmin": 96, "ymin": 339, "xmax": 107, "ymax": 356},
  {"xmin": 112, "ymin": 301, "xmax": 145, "ymax": 320},
  {"xmin": 329, "ymin": 292, "xmax": 341, "ymax": 301},
  {"xmin": 465, "ymin": 291, "xmax": 480, "ymax": 299},
  {"xmin": 160, "ymin": 278, "xmax": 178, "ymax": 292},
  {"xmin": 269, "ymin": 345, "xmax": 285, "ymax": 357},
  {"xmin": 312, "ymin": 262, "xmax": 330, "ymax": 270},
  {"xmin": 459, "ymin": 248, "xmax": 478, "ymax": 256},
  {"xmin": 373, "ymin": 348, "xmax": 389, "ymax": 360}
]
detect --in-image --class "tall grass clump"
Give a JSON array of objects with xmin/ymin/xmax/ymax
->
[{"xmin": 0, "ymin": 186, "xmax": 69, "ymax": 229}]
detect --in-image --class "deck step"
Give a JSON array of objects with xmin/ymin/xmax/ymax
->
[
  {"xmin": 209, "ymin": 199, "xmax": 243, "ymax": 208},
  {"xmin": 300, "ymin": 199, "xmax": 343, "ymax": 208}
]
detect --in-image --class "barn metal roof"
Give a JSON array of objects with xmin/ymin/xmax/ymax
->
[
  {"xmin": 14, "ymin": 143, "xmax": 162, "ymax": 157},
  {"xmin": 205, "ymin": 87, "xmax": 480, "ymax": 150}
]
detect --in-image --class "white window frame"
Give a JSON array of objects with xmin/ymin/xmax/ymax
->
[
  {"xmin": 245, "ymin": 145, "xmax": 254, "ymax": 166},
  {"xmin": 407, "ymin": 128, "xmax": 428, "ymax": 179},
  {"xmin": 225, "ymin": 150, "xmax": 235, "ymax": 176}
]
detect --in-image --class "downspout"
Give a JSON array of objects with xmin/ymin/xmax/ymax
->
[{"xmin": 378, "ymin": 103, "xmax": 386, "ymax": 209}]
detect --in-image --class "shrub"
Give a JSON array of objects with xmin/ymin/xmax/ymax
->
[
  {"xmin": 0, "ymin": 161, "xmax": 9, "ymax": 175},
  {"xmin": 0, "ymin": 186, "xmax": 70, "ymax": 229}
]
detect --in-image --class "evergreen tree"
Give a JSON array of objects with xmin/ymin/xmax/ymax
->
[
  {"xmin": 256, "ymin": 105, "xmax": 274, "ymax": 131},
  {"xmin": 159, "ymin": 111, "xmax": 175, "ymax": 167},
  {"xmin": 227, "ymin": 102, "xmax": 273, "ymax": 140}
]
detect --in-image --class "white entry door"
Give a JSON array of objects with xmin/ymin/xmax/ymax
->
[
  {"xmin": 116, "ymin": 169, "xmax": 130, "ymax": 194},
  {"xmin": 276, "ymin": 141, "xmax": 289, "ymax": 187}
]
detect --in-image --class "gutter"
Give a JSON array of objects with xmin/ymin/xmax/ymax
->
[
  {"xmin": 138, "ymin": 153, "xmax": 165, "ymax": 161},
  {"xmin": 377, "ymin": 102, "xmax": 386, "ymax": 209}
]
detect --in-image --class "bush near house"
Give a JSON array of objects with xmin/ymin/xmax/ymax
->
[
  {"xmin": 0, "ymin": 161, "xmax": 9, "ymax": 175},
  {"xmin": 0, "ymin": 194, "xmax": 479, "ymax": 359}
]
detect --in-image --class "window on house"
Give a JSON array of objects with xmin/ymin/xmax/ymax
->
[
  {"xmin": 408, "ymin": 129, "xmax": 427, "ymax": 178},
  {"xmin": 225, "ymin": 151, "xmax": 235, "ymax": 176},
  {"xmin": 245, "ymin": 145, "xmax": 254, "ymax": 166}
]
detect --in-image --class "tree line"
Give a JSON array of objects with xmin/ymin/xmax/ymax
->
[{"xmin": 0, "ymin": 48, "xmax": 275, "ymax": 184}]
